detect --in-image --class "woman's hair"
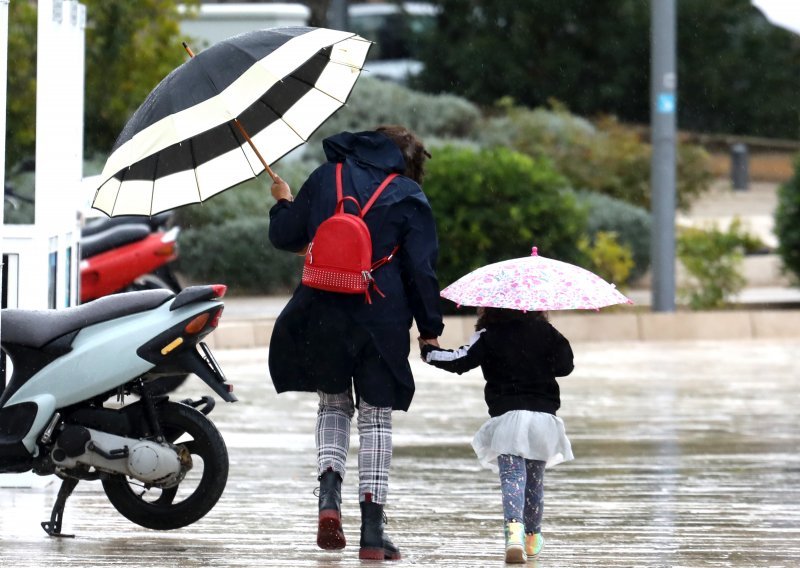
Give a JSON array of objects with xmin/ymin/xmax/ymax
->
[
  {"xmin": 375, "ymin": 124, "xmax": 431, "ymax": 184},
  {"xmin": 476, "ymin": 307, "xmax": 548, "ymax": 329}
]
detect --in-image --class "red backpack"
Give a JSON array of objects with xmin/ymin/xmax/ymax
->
[{"xmin": 301, "ymin": 163, "xmax": 399, "ymax": 303}]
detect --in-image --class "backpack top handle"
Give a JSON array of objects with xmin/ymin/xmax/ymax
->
[{"xmin": 335, "ymin": 162, "xmax": 398, "ymax": 218}]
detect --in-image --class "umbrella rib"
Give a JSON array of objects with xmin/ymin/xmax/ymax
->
[
  {"xmin": 227, "ymin": 120, "xmax": 261, "ymax": 178},
  {"xmin": 189, "ymin": 136, "xmax": 202, "ymax": 204},
  {"xmin": 287, "ymin": 60, "xmax": 355, "ymax": 105},
  {"xmin": 252, "ymin": 96, "xmax": 309, "ymax": 143},
  {"xmin": 319, "ymin": 58, "xmax": 371, "ymax": 102},
  {"xmin": 108, "ymin": 173, "xmax": 124, "ymax": 217},
  {"xmin": 149, "ymin": 151, "xmax": 159, "ymax": 216}
]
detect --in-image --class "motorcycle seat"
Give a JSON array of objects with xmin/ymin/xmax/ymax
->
[
  {"xmin": 0, "ymin": 290, "xmax": 175, "ymax": 349},
  {"xmin": 80, "ymin": 224, "xmax": 151, "ymax": 259},
  {"xmin": 82, "ymin": 211, "xmax": 172, "ymax": 237}
]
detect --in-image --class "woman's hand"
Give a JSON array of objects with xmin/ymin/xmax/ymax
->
[
  {"xmin": 418, "ymin": 337, "xmax": 440, "ymax": 350},
  {"xmin": 270, "ymin": 174, "xmax": 292, "ymax": 202},
  {"xmin": 418, "ymin": 337, "xmax": 440, "ymax": 362}
]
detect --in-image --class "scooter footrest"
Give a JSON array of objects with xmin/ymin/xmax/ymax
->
[{"xmin": 180, "ymin": 396, "xmax": 215, "ymax": 415}]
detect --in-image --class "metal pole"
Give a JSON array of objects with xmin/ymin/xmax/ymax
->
[{"xmin": 650, "ymin": 0, "xmax": 677, "ymax": 312}]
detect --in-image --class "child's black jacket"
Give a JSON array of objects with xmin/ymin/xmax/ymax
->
[{"xmin": 422, "ymin": 319, "xmax": 574, "ymax": 417}]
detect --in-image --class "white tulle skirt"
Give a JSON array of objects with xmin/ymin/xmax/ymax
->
[{"xmin": 471, "ymin": 410, "xmax": 574, "ymax": 472}]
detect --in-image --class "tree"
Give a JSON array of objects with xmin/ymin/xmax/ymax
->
[
  {"xmin": 416, "ymin": 0, "xmax": 800, "ymax": 139},
  {"xmin": 5, "ymin": 1, "xmax": 37, "ymax": 171},
  {"xmin": 83, "ymin": 0, "xmax": 199, "ymax": 158},
  {"xmin": 5, "ymin": 0, "xmax": 198, "ymax": 172},
  {"xmin": 415, "ymin": 0, "xmax": 650, "ymax": 123},
  {"xmin": 677, "ymin": 0, "xmax": 800, "ymax": 138}
]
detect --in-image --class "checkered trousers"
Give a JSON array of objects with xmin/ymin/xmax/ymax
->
[{"xmin": 316, "ymin": 390, "xmax": 392, "ymax": 505}]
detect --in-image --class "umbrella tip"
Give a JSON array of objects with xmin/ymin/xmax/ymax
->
[{"xmin": 531, "ymin": 246, "xmax": 538, "ymax": 257}]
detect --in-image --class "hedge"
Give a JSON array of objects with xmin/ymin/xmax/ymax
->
[{"xmin": 423, "ymin": 144, "xmax": 587, "ymax": 287}]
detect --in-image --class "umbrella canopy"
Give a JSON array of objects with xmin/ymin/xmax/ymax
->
[
  {"xmin": 93, "ymin": 26, "xmax": 371, "ymax": 216},
  {"xmin": 440, "ymin": 247, "xmax": 634, "ymax": 311},
  {"xmin": 752, "ymin": 0, "xmax": 800, "ymax": 35}
]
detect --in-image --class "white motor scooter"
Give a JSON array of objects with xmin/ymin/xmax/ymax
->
[{"xmin": 0, "ymin": 284, "xmax": 236, "ymax": 537}]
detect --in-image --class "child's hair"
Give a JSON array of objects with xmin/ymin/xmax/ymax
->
[{"xmin": 475, "ymin": 307, "xmax": 549, "ymax": 330}]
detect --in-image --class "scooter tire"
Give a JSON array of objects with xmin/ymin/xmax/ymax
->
[{"xmin": 101, "ymin": 401, "xmax": 228, "ymax": 531}]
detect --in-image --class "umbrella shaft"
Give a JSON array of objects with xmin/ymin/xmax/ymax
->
[
  {"xmin": 182, "ymin": 41, "xmax": 276, "ymax": 182},
  {"xmin": 233, "ymin": 119, "xmax": 277, "ymax": 181}
]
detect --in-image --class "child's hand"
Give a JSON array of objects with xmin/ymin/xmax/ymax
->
[{"xmin": 417, "ymin": 337, "xmax": 440, "ymax": 361}]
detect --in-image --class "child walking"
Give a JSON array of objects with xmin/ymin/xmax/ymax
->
[{"xmin": 420, "ymin": 307, "xmax": 574, "ymax": 563}]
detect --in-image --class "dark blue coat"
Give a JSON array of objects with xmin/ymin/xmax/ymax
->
[{"xmin": 268, "ymin": 131, "xmax": 444, "ymax": 411}]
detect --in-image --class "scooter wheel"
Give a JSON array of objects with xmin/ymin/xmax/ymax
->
[{"xmin": 101, "ymin": 401, "xmax": 228, "ymax": 530}]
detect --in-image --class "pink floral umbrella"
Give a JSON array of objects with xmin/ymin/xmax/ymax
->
[{"xmin": 441, "ymin": 247, "xmax": 634, "ymax": 311}]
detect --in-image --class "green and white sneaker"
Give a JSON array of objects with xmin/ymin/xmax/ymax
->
[
  {"xmin": 525, "ymin": 532, "xmax": 544, "ymax": 557},
  {"xmin": 504, "ymin": 521, "xmax": 527, "ymax": 563}
]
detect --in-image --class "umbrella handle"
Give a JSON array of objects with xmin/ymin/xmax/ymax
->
[{"xmin": 181, "ymin": 42, "xmax": 278, "ymax": 183}]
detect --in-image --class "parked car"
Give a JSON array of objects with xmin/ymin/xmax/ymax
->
[{"xmin": 348, "ymin": 2, "xmax": 437, "ymax": 84}]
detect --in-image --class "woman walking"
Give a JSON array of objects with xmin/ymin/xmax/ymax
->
[{"xmin": 268, "ymin": 125, "xmax": 444, "ymax": 560}]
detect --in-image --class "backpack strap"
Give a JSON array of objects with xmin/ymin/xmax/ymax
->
[
  {"xmin": 361, "ymin": 173, "xmax": 399, "ymax": 217},
  {"xmin": 335, "ymin": 162, "xmax": 398, "ymax": 217},
  {"xmin": 335, "ymin": 162, "xmax": 344, "ymax": 204}
]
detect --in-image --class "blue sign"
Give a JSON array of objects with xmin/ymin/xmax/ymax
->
[{"xmin": 657, "ymin": 93, "xmax": 676, "ymax": 114}]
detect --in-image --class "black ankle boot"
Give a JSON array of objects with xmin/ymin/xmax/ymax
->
[
  {"xmin": 317, "ymin": 467, "xmax": 345, "ymax": 550},
  {"xmin": 359, "ymin": 493, "xmax": 401, "ymax": 560}
]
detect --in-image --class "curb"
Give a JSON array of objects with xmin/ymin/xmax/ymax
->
[{"xmin": 205, "ymin": 308, "xmax": 800, "ymax": 350}]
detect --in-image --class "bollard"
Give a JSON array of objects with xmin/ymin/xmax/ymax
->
[{"xmin": 730, "ymin": 143, "xmax": 749, "ymax": 191}]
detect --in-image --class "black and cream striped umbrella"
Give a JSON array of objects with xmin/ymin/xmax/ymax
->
[{"xmin": 93, "ymin": 27, "xmax": 371, "ymax": 216}]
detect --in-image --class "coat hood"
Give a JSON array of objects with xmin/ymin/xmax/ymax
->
[{"xmin": 322, "ymin": 130, "xmax": 406, "ymax": 174}]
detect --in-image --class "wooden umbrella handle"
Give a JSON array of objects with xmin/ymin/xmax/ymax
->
[
  {"xmin": 181, "ymin": 42, "xmax": 278, "ymax": 182},
  {"xmin": 232, "ymin": 119, "xmax": 278, "ymax": 182}
]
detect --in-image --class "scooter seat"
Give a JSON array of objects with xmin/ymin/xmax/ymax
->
[
  {"xmin": 1, "ymin": 290, "xmax": 175, "ymax": 349},
  {"xmin": 80, "ymin": 224, "xmax": 151, "ymax": 259}
]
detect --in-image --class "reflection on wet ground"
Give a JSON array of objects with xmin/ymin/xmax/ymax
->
[{"xmin": 1, "ymin": 340, "xmax": 798, "ymax": 567}]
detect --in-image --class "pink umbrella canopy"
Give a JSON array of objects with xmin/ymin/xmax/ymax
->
[{"xmin": 440, "ymin": 247, "xmax": 634, "ymax": 311}]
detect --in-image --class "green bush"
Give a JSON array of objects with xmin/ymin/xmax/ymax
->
[
  {"xmin": 579, "ymin": 231, "xmax": 634, "ymax": 288},
  {"xmin": 575, "ymin": 190, "xmax": 651, "ymax": 281},
  {"xmin": 177, "ymin": 216, "xmax": 302, "ymax": 294},
  {"xmin": 173, "ymin": 159, "xmax": 316, "ymax": 229},
  {"xmin": 775, "ymin": 155, "xmax": 800, "ymax": 282},
  {"xmin": 480, "ymin": 102, "xmax": 712, "ymax": 211},
  {"xmin": 302, "ymin": 77, "xmax": 483, "ymax": 163},
  {"xmin": 676, "ymin": 220, "xmax": 749, "ymax": 310},
  {"xmin": 423, "ymin": 145, "xmax": 587, "ymax": 287},
  {"xmin": 172, "ymin": 159, "xmax": 324, "ymax": 294}
]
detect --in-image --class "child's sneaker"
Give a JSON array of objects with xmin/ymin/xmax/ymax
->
[
  {"xmin": 525, "ymin": 532, "xmax": 544, "ymax": 557},
  {"xmin": 504, "ymin": 521, "xmax": 527, "ymax": 563}
]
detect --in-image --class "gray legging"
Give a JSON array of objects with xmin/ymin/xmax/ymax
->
[
  {"xmin": 316, "ymin": 390, "xmax": 393, "ymax": 505},
  {"xmin": 497, "ymin": 453, "xmax": 546, "ymax": 534}
]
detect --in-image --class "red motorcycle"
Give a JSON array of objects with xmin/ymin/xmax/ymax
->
[{"xmin": 80, "ymin": 213, "xmax": 182, "ymax": 302}]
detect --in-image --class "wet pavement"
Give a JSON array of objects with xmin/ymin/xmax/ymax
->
[{"xmin": 1, "ymin": 339, "xmax": 799, "ymax": 567}]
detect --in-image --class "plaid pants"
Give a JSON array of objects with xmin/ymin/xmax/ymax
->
[{"xmin": 316, "ymin": 390, "xmax": 392, "ymax": 505}]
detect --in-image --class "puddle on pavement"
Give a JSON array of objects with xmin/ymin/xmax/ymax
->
[{"xmin": 1, "ymin": 340, "xmax": 799, "ymax": 567}]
